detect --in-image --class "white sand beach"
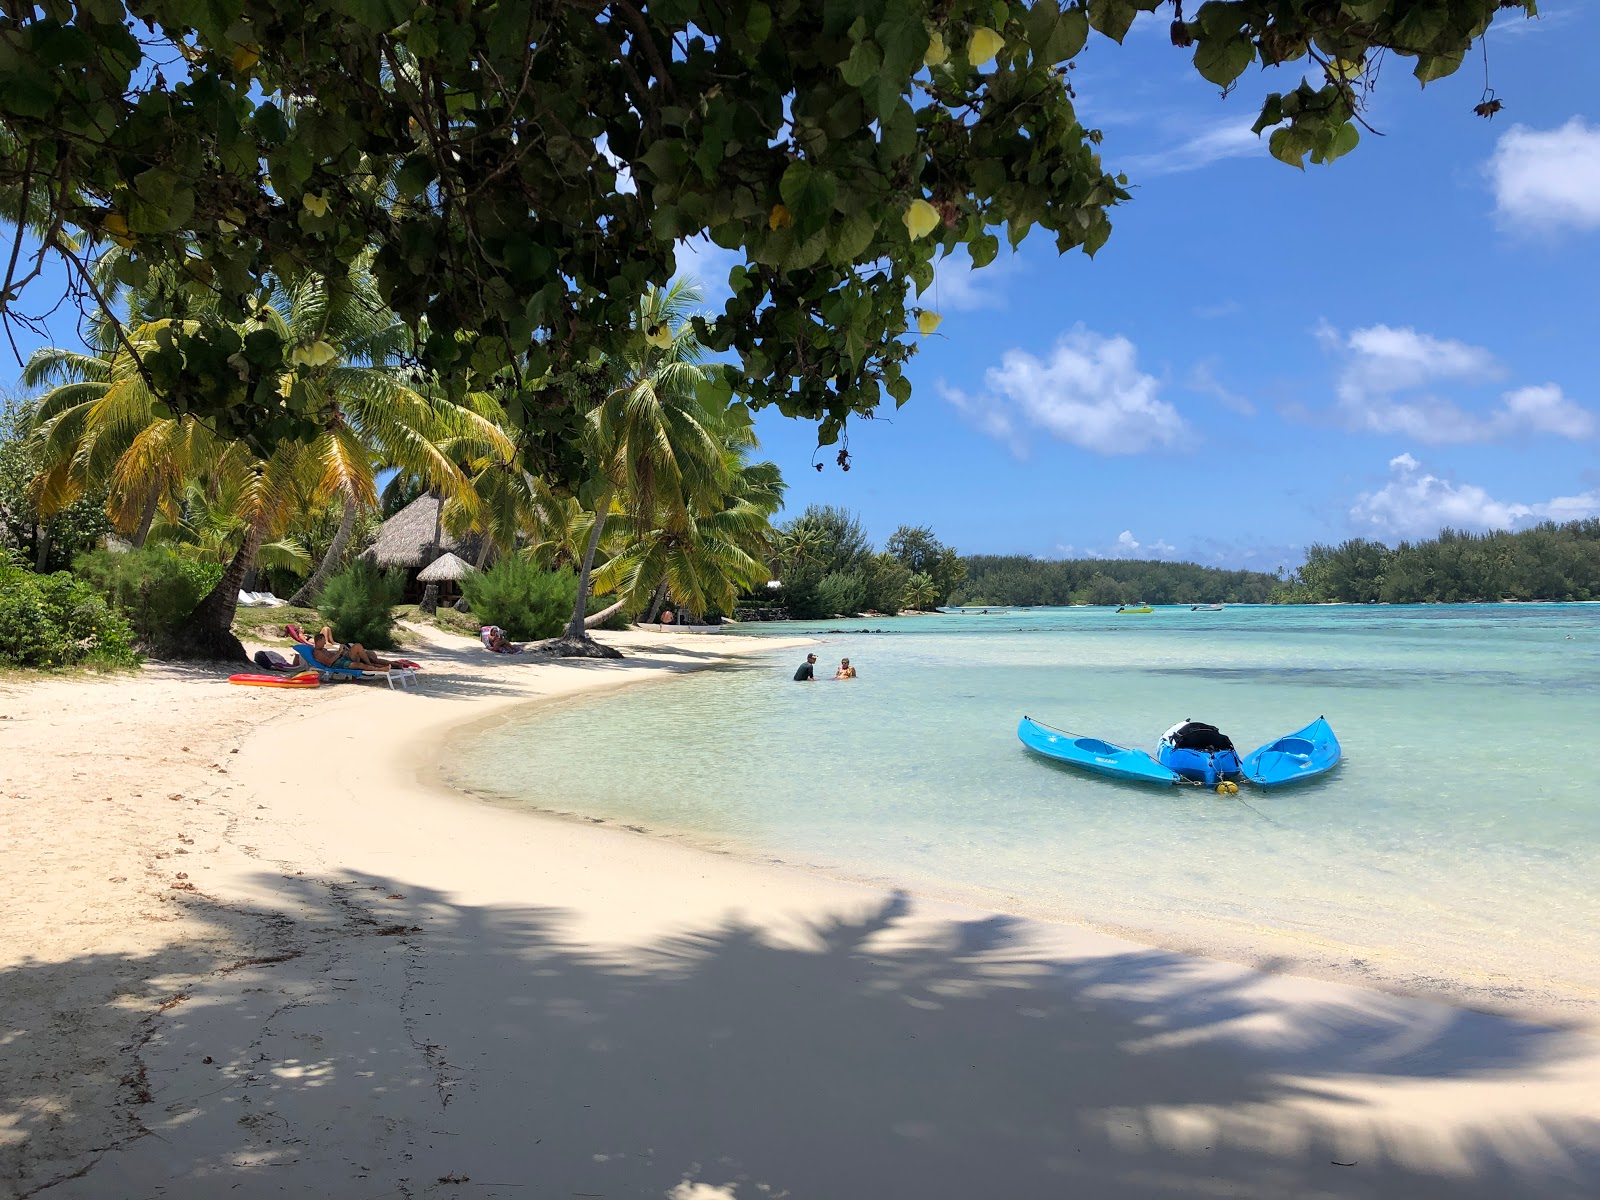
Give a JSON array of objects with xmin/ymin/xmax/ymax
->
[{"xmin": 2, "ymin": 626, "xmax": 1598, "ymax": 1199}]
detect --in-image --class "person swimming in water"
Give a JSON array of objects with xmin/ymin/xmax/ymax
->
[{"xmin": 834, "ymin": 658, "xmax": 856, "ymax": 679}]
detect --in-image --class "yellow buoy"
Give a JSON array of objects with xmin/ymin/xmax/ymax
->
[{"xmin": 1215, "ymin": 781, "xmax": 1238, "ymax": 796}]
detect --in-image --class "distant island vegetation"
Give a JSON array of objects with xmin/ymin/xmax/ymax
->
[{"xmin": 760, "ymin": 514, "xmax": 1600, "ymax": 615}]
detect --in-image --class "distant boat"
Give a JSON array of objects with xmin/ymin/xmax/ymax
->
[
  {"xmin": 1191, "ymin": 603, "xmax": 1224, "ymax": 611},
  {"xmin": 1017, "ymin": 717, "xmax": 1181, "ymax": 785},
  {"xmin": 1241, "ymin": 717, "xmax": 1342, "ymax": 787},
  {"xmin": 1157, "ymin": 721, "xmax": 1242, "ymax": 786},
  {"xmin": 1115, "ymin": 605, "xmax": 1154, "ymax": 614}
]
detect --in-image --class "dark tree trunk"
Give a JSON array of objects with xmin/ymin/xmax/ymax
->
[
  {"xmin": 290, "ymin": 491, "xmax": 359, "ymax": 606},
  {"xmin": 549, "ymin": 485, "xmax": 622, "ymax": 658},
  {"xmin": 131, "ymin": 490, "xmax": 159, "ymax": 549},
  {"xmin": 162, "ymin": 524, "xmax": 264, "ymax": 661},
  {"xmin": 34, "ymin": 522, "xmax": 50, "ymax": 571},
  {"xmin": 474, "ymin": 532, "xmax": 494, "ymax": 569},
  {"xmin": 644, "ymin": 579, "xmax": 669, "ymax": 623}
]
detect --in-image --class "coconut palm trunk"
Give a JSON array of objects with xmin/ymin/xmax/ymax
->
[
  {"xmin": 171, "ymin": 521, "xmax": 266, "ymax": 660},
  {"xmin": 131, "ymin": 490, "xmax": 160, "ymax": 548},
  {"xmin": 583, "ymin": 596, "xmax": 629, "ymax": 629},
  {"xmin": 550, "ymin": 487, "xmax": 622, "ymax": 656},
  {"xmin": 644, "ymin": 579, "xmax": 669, "ymax": 623},
  {"xmin": 289, "ymin": 491, "xmax": 359, "ymax": 606}
]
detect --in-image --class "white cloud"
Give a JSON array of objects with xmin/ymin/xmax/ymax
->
[
  {"xmin": 1318, "ymin": 322, "xmax": 1593, "ymax": 444},
  {"xmin": 1186, "ymin": 359, "xmax": 1255, "ymax": 416},
  {"xmin": 1500, "ymin": 383, "xmax": 1597, "ymax": 439},
  {"xmin": 1112, "ymin": 530, "xmax": 1178, "ymax": 558},
  {"xmin": 1054, "ymin": 531, "xmax": 1181, "ymax": 560},
  {"xmin": 1487, "ymin": 118, "xmax": 1600, "ymax": 233},
  {"xmin": 1119, "ymin": 120, "xmax": 1264, "ymax": 176},
  {"xmin": 942, "ymin": 326, "xmax": 1186, "ymax": 456},
  {"xmin": 1490, "ymin": 6, "xmax": 1576, "ymax": 38},
  {"xmin": 1351, "ymin": 453, "xmax": 1600, "ymax": 540}
]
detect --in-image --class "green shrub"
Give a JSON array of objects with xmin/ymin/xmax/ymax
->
[
  {"xmin": 317, "ymin": 561, "xmax": 404, "ymax": 650},
  {"xmin": 73, "ymin": 547, "xmax": 210, "ymax": 644},
  {"xmin": 0, "ymin": 551, "xmax": 139, "ymax": 669},
  {"xmin": 460, "ymin": 556, "xmax": 576, "ymax": 640},
  {"xmin": 816, "ymin": 569, "xmax": 867, "ymax": 616}
]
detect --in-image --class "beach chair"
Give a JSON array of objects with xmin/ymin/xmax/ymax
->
[{"xmin": 292, "ymin": 643, "xmax": 417, "ymax": 690}]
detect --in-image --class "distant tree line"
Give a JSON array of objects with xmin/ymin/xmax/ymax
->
[
  {"xmin": 753, "ymin": 506, "xmax": 966, "ymax": 618},
  {"xmin": 1270, "ymin": 522, "xmax": 1600, "ymax": 603},
  {"xmin": 953, "ymin": 555, "xmax": 1278, "ymax": 607}
]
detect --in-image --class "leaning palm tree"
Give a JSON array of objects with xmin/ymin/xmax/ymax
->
[
  {"xmin": 251, "ymin": 267, "xmax": 515, "ymax": 604},
  {"xmin": 24, "ymin": 301, "xmax": 217, "ymax": 546},
  {"xmin": 554, "ymin": 280, "xmax": 724, "ymax": 656}
]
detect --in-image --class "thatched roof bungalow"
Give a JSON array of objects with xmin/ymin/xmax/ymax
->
[
  {"xmin": 415, "ymin": 550, "xmax": 474, "ymax": 583},
  {"xmin": 366, "ymin": 495, "xmax": 485, "ymax": 599}
]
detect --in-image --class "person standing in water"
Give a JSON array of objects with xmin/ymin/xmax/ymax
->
[{"xmin": 793, "ymin": 653, "xmax": 817, "ymax": 681}]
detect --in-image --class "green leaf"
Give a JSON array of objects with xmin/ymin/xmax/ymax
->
[
  {"xmin": 1251, "ymin": 94, "xmax": 1284, "ymax": 135},
  {"xmin": 637, "ymin": 139, "xmax": 688, "ymax": 185},
  {"xmin": 1268, "ymin": 126, "xmax": 1309, "ymax": 170},
  {"xmin": 1391, "ymin": 0, "xmax": 1449, "ymax": 48},
  {"xmin": 746, "ymin": 1, "xmax": 772, "ymax": 43},
  {"xmin": 878, "ymin": 98, "xmax": 918, "ymax": 161},
  {"xmin": 968, "ymin": 232, "xmax": 999, "ymax": 268},
  {"xmin": 395, "ymin": 155, "xmax": 436, "ymax": 197},
  {"xmin": 779, "ymin": 161, "xmax": 838, "ymax": 241},
  {"xmin": 829, "ymin": 209, "xmax": 877, "ymax": 263},
  {"xmin": 1086, "ymin": 0, "xmax": 1138, "ymax": 43},
  {"xmin": 1193, "ymin": 34, "xmax": 1254, "ymax": 87},
  {"xmin": 1046, "ymin": 4, "xmax": 1090, "ymax": 61},
  {"xmin": 875, "ymin": 0, "xmax": 926, "ymax": 77},
  {"xmin": 1413, "ymin": 49, "xmax": 1464, "ymax": 84},
  {"xmin": 1312, "ymin": 120, "xmax": 1359, "ymax": 165},
  {"xmin": 840, "ymin": 38, "xmax": 882, "ymax": 87}
]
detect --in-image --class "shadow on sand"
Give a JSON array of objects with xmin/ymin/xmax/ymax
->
[{"xmin": 4, "ymin": 870, "xmax": 1598, "ymax": 1200}]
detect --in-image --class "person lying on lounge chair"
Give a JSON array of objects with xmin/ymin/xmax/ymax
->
[
  {"xmin": 481, "ymin": 626, "xmax": 524, "ymax": 654},
  {"xmin": 310, "ymin": 628, "xmax": 402, "ymax": 672}
]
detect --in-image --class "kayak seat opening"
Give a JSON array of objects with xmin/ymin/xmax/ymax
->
[
  {"xmin": 1274, "ymin": 737, "xmax": 1315, "ymax": 755},
  {"xmin": 1075, "ymin": 738, "xmax": 1117, "ymax": 754}
]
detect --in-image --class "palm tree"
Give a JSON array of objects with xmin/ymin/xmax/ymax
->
[
  {"xmin": 25, "ymin": 302, "xmax": 215, "ymax": 548},
  {"xmin": 555, "ymin": 280, "xmax": 724, "ymax": 656},
  {"xmin": 250, "ymin": 267, "xmax": 514, "ymax": 604},
  {"xmin": 590, "ymin": 401, "xmax": 784, "ymax": 623},
  {"xmin": 903, "ymin": 572, "xmax": 938, "ymax": 611}
]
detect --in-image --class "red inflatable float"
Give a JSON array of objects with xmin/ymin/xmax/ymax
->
[{"xmin": 228, "ymin": 670, "xmax": 321, "ymax": 688}]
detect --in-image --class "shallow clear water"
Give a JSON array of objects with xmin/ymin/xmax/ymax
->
[{"xmin": 449, "ymin": 606, "xmax": 1600, "ymax": 1013}]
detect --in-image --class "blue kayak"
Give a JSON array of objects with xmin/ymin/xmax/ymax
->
[
  {"xmin": 1241, "ymin": 717, "xmax": 1342, "ymax": 787},
  {"xmin": 1018, "ymin": 717, "xmax": 1182, "ymax": 785},
  {"xmin": 1156, "ymin": 721, "xmax": 1242, "ymax": 786}
]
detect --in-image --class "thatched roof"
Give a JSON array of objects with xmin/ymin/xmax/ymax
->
[
  {"xmin": 367, "ymin": 494, "xmax": 482, "ymax": 570},
  {"xmin": 417, "ymin": 551, "xmax": 474, "ymax": 583}
]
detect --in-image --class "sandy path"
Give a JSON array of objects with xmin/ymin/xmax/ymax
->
[{"xmin": 2, "ymin": 627, "xmax": 1598, "ymax": 1199}]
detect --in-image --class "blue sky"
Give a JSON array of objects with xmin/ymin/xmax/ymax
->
[{"xmin": 697, "ymin": 1, "xmax": 1600, "ymax": 572}]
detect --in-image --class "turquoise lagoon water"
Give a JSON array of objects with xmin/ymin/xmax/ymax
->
[{"xmin": 449, "ymin": 606, "xmax": 1600, "ymax": 1014}]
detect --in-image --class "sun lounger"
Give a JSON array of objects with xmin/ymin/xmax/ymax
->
[{"xmin": 292, "ymin": 643, "xmax": 416, "ymax": 690}]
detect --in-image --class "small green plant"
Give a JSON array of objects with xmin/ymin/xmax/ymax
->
[
  {"xmin": 317, "ymin": 560, "xmax": 404, "ymax": 650},
  {"xmin": 0, "ymin": 550, "xmax": 139, "ymax": 669},
  {"xmin": 73, "ymin": 547, "xmax": 212, "ymax": 645},
  {"xmin": 460, "ymin": 557, "xmax": 576, "ymax": 641}
]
